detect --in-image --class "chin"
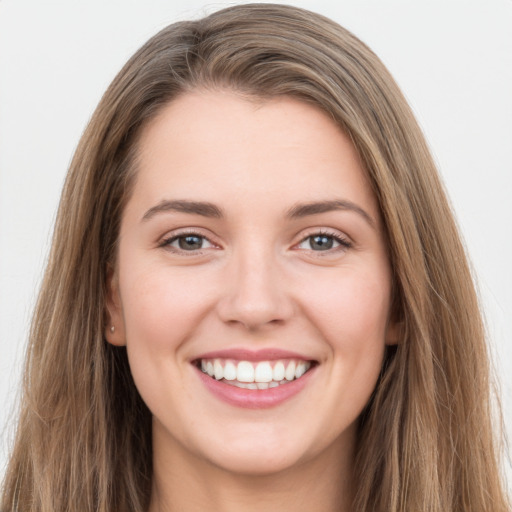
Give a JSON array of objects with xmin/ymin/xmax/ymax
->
[
  {"xmin": 204, "ymin": 443, "xmax": 307, "ymax": 477},
  {"xmin": 185, "ymin": 418, "xmax": 344, "ymax": 478}
]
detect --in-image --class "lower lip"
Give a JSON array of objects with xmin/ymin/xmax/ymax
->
[{"xmin": 195, "ymin": 365, "xmax": 316, "ymax": 409}]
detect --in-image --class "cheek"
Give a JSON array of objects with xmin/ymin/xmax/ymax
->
[
  {"xmin": 304, "ymin": 266, "xmax": 392, "ymax": 347},
  {"xmin": 119, "ymin": 263, "xmax": 214, "ymax": 350},
  {"xmin": 117, "ymin": 266, "xmax": 202, "ymax": 410},
  {"xmin": 288, "ymin": 266, "xmax": 391, "ymax": 444},
  {"xmin": 301, "ymin": 265, "xmax": 391, "ymax": 400}
]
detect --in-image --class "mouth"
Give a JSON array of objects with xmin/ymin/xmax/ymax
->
[{"xmin": 193, "ymin": 357, "xmax": 317, "ymax": 390}]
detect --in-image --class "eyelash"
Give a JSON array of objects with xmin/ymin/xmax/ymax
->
[
  {"xmin": 159, "ymin": 229, "xmax": 352, "ymax": 255},
  {"xmin": 296, "ymin": 230, "xmax": 352, "ymax": 254},
  {"xmin": 159, "ymin": 229, "xmax": 217, "ymax": 255}
]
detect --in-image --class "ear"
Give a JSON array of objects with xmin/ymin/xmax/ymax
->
[{"xmin": 104, "ymin": 265, "xmax": 126, "ymax": 346}]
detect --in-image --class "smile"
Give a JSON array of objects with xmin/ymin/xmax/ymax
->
[
  {"xmin": 193, "ymin": 351, "xmax": 318, "ymax": 409},
  {"xmin": 197, "ymin": 358, "xmax": 313, "ymax": 389}
]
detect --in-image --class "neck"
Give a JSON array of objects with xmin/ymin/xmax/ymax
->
[{"xmin": 148, "ymin": 424, "xmax": 355, "ymax": 512}]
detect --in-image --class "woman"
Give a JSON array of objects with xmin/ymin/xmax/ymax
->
[{"xmin": 1, "ymin": 4, "xmax": 509, "ymax": 511}]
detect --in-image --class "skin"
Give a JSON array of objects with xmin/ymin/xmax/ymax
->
[{"xmin": 106, "ymin": 90, "xmax": 397, "ymax": 512}]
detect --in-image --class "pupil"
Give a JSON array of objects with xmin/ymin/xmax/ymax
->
[
  {"xmin": 179, "ymin": 235, "xmax": 202, "ymax": 250},
  {"xmin": 311, "ymin": 235, "xmax": 333, "ymax": 251}
]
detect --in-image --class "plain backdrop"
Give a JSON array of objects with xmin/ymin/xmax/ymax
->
[{"xmin": 1, "ymin": 0, "xmax": 511, "ymax": 484}]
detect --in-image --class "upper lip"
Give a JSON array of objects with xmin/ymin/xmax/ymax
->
[{"xmin": 193, "ymin": 348, "xmax": 314, "ymax": 362}]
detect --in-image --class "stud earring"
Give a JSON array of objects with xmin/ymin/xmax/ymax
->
[{"xmin": 110, "ymin": 325, "xmax": 115, "ymax": 333}]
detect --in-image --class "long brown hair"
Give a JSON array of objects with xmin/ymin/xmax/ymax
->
[{"xmin": 2, "ymin": 4, "xmax": 509, "ymax": 511}]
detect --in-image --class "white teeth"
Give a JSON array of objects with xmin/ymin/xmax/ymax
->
[
  {"xmin": 199, "ymin": 358, "xmax": 313, "ymax": 387},
  {"xmin": 285, "ymin": 361, "xmax": 296, "ymax": 381},
  {"xmin": 237, "ymin": 361, "xmax": 255, "ymax": 383},
  {"xmin": 254, "ymin": 361, "xmax": 273, "ymax": 383},
  {"xmin": 273, "ymin": 361, "xmax": 285, "ymax": 381},
  {"xmin": 214, "ymin": 359, "xmax": 223, "ymax": 380},
  {"xmin": 295, "ymin": 361, "xmax": 307, "ymax": 379},
  {"xmin": 223, "ymin": 361, "xmax": 237, "ymax": 381}
]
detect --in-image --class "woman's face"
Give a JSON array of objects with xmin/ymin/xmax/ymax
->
[{"xmin": 107, "ymin": 90, "xmax": 396, "ymax": 476}]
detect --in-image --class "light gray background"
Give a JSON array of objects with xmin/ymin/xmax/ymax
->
[{"xmin": 1, "ymin": 0, "xmax": 511, "ymax": 484}]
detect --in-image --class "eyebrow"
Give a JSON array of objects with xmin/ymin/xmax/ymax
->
[
  {"xmin": 285, "ymin": 199, "xmax": 376, "ymax": 228},
  {"xmin": 142, "ymin": 200, "xmax": 223, "ymax": 221},
  {"xmin": 141, "ymin": 198, "xmax": 375, "ymax": 228}
]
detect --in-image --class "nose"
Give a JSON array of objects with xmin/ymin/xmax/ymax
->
[{"xmin": 216, "ymin": 245, "xmax": 294, "ymax": 331}]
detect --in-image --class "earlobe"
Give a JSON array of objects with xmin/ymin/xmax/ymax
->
[
  {"xmin": 105, "ymin": 322, "xmax": 126, "ymax": 346},
  {"xmin": 105, "ymin": 266, "xmax": 127, "ymax": 346}
]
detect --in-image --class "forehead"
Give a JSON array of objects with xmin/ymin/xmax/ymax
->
[{"xmin": 129, "ymin": 90, "xmax": 379, "ymax": 222}]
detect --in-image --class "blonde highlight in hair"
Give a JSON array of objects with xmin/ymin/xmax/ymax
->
[{"xmin": 2, "ymin": 4, "xmax": 509, "ymax": 511}]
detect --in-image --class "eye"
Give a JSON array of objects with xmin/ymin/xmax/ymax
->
[
  {"xmin": 161, "ymin": 233, "xmax": 214, "ymax": 252},
  {"xmin": 297, "ymin": 232, "xmax": 351, "ymax": 252}
]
